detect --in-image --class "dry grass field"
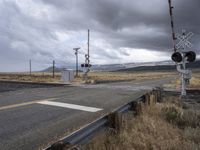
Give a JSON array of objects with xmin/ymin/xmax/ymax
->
[
  {"xmin": 87, "ymin": 97, "xmax": 200, "ymax": 150},
  {"xmin": 164, "ymin": 69, "xmax": 200, "ymax": 89},
  {"xmin": 188, "ymin": 70, "xmax": 200, "ymax": 88},
  {"xmin": 0, "ymin": 71, "xmax": 177, "ymax": 84},
  {"xmin": 87, "ymin": 71, "xmax": 176, "ymax": 83},
  {"xmin": 0, "ymin": 70, "xmax": 199, "ymax": 88},
  {"xmin": 0, "ymin": 72, "xmax": 61, "ymax": 83}
]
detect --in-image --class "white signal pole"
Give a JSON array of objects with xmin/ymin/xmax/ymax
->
[
  {"xmin": 73, "ymin": 47, "xmax": 80, "ymax": 77},
  {"xmin": 83, "ymin": 29, "xmax": 91, "ymax": 81}
]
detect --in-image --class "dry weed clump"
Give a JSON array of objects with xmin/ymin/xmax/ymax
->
[
  {"xmin": 184, "ymin": 127, "xmax": 200, "ymax": 145},
  {"xmin": 161, "ymin": 104, "xmax": 182, "ymax": 124},
  {"xmin": 179, "ymin": 109, "xmax": 200, "ymax": 128},
  {"xmin": 161, "ymin": 98, "xmax": 200, "ymax": 129},
  {"xmin": 87, "ymin": 100, "xmax": 200, "ymax": 150},
  {"xmin": 189, "ymin": 76, "xmax": 200, "ymax": 88}
]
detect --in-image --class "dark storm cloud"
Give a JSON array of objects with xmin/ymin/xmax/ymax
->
[
  {"xmin": 0, "ymin": 0, "xmax": 69, "ymax": 71},
  {"xmin": 41, "ymin": 0, "xmax": 200, "ymax": 52},
  {"xmin": 0, "ymin": 0, "xmax": 199, "ymax": 71}
]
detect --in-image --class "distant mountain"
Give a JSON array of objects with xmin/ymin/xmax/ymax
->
[
  {"xmin": 91, "ymin": 64, "xmax": 127, "ymax": 71},
  {"xmin": 186, "ymin": 60, "xmax": 200, "ymax": 68},
  {"xmin": 41, "ymin": 60, "xmax": 199, "ymax": 72},
  {"xmin": 42, "ymin": 66, "xmax": 65, "ymax": 72},
  {"xmin": 41, "ymin": 66, "xmax": 82, "ymax": 72},
  {"xmin": 91, "ymin": 60, "xmax": 175, "ymax": 71},
  {"xmin": 115, "ymin": 60, "xmax": 200, "ymax": 72}
]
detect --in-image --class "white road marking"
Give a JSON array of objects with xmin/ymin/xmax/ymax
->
[
  {"xmin": 0, "ymin": 98, "xmax": 58, "ymax": 111},
  {"xmin": 37, "ymin": 101, "xmax": 102, "ymax": 112}
]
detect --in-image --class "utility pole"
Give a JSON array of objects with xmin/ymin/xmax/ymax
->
[
  {"xmin": 73, "ymin": 47, "xmax": 80, "ymax": 77},
  {"xmin": 53, "ymin": 60, "xmax": 55, "ymax": 78},
  {"xmin": 87, "ymin": 29, "xmax": 90, "ymax": 66},
  {"xmin": 29, "ymin": 59, "xmax": 32, "ymax": 76},
  {"xmin": 168, "ymin": 0, "xmax": 177, "ymax": 52}
]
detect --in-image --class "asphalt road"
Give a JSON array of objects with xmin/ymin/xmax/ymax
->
[{"xmin": 0, "ymin": 77, "xmax": 173, "ymax": 150}]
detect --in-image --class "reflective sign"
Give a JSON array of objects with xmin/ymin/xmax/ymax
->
[{"xmin": 176, "ymin": 30, "xmax": 193, "ymax": 49}]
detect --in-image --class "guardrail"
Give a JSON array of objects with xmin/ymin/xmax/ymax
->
[{"xmin": 45, "ymin": 88, "xmax": 162, "ymax": 150}]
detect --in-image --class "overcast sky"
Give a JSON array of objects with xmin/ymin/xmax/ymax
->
[{"xmin": 0, "ymin": 0, "xmax": 199, "ymax": 72}]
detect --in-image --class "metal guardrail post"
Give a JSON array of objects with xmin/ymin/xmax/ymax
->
[
  {"xmin": 108, "ymin": 112, "xmax": 123, "ymax": 132},
  {"xmin": 153, "ymin": 87, "xmax": 163, "ymax": 102},
  {"xmin": 145, "ymin": 93, "xmax": 150, "ymax": 105}
]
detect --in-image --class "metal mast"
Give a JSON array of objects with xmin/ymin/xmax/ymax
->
[
  {"xmin": 87, "ymin": 29, "xmax": 90, "ymax": 66},
  {"xmin": 168, "ymin": 0, "xmax": 177, "ymax": 52},
  {"xmin": 73, "ymin": 47, "xmax": 80, "ymax": 77}
]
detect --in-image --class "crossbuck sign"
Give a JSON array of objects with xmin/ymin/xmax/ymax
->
[{"xmin": 176, "ymin": 30, "xmax": 193, "ymax": 50}]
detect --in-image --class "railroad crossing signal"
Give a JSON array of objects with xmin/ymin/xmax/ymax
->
[
  {"xmin": 171, "ymin": 30, "xmax": 196, "ymax": 96},
  {"xmin": 168, "ymin": 0, "xmax": 196, "ymax": 96},
  {"xmin": 172, "ymin": 51, "xmax": 196, "ymax": 63},
  {"xmin": 171, "ymin": 50, "xmax": 196, "ymax": 96},
  {"xmin": 81, "ymin": 54, "xmax": 92, "ymax": 68},
  {"xmin": 175, "ymin": 30, "xmax": 193, "ymax": 50},
  {"xmin": 81, "ymin": 63, "xmax": 92, "ymax": 68}
]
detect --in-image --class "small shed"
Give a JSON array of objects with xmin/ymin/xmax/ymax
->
[{"xmin": 61, "ymin": 69, "xmax": 74, "ymax": 82}]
